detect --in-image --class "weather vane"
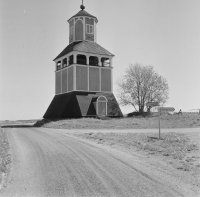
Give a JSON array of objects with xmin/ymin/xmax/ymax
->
[{"xmin": 80, "ymin": 0, "xmax": 85, "ymax": 10}]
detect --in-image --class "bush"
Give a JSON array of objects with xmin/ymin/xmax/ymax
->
[{"xmin": 127, "ymin": 111, "xmax": 150, "ymax": 117}]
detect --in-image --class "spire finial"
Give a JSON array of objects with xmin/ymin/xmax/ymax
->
[{"xmin": 80, "ymin": 0, "xmax": 85, "ymax": 10}]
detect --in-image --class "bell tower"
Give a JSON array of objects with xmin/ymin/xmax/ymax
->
[{"xmin": 43, "ymin": 2, "xmax": 122, "ymax": 118}]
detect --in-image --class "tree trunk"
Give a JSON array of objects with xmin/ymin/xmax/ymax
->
[{"xmin": 139, "ymin": 107, "xmax": 144, "ymax": 115}]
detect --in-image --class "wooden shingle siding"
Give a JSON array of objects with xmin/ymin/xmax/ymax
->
[
  {"xmin": 68, "ymin": 67, "xmax": 73, "ymax": 92},
  {"xmin": 62, "ymin": 69, "xmax": 68, "ymax": 93},
  {"xmin": 86, "ymin": 18, "xmax": 94, "ymax": 25},
  {"xmin": 89, "ymin": 67, "xmax": 100, "ymax": 91},
  {"xmin": 101, "ymin": 68, "xmax": 111, "ymax": 92},
  {"xmin": 76, "ymin": 66, "xmax": 88, "ymax": 91},
  {"xmin": 56, "ymin": 71, "xmax": 62, "ymax": 95},
  {"xmin": 69, "ymin": 19, "xmax": 74, "ymax": 27},
  {"xmin": 69, "ymin": 36, "xmax": 73, "ymax": 43}
]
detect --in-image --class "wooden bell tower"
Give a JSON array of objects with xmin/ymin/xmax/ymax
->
[{"xmin": 43, "ymin": 2, "xmax": 122, "ymax": 118}]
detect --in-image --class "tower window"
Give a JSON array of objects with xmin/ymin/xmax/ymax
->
[
  {"xmin": 77, "ymin": 55, "xmax": 87, "ymax": 65},
  {"xmin": 86, "ymin": 24, "xmax": 93, "ymax": 34},
  {"xmin": 62, "ymin": 58, "xmax": 67, "ymax": 68},
  {"xmin": 101, "ymin": 58, "xmax": 110, "ymax": 67},
  {"xmin": 89, "ymin": 56, "xmax": 98, "ymax": 66},
  {"xmin": 56, "ymin": 61, "xmax": 62, "ymax": 70},
  {"xmin": 68, "ymin": 55, "xmax": 74, "ymax": 66}
]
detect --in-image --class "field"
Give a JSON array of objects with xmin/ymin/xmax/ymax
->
[{"xmin": 76, "ymin": 131, "xmax": 200, "ymax": 172}]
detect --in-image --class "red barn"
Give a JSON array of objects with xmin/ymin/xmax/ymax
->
[{"xmin": 44, "ymin": 4, "xmax": 122, "ymax": 118}]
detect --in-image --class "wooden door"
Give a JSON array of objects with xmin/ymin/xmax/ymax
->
[{"xmin": 97, "ymin": 102, "xmax": 106, "ymax": 117}]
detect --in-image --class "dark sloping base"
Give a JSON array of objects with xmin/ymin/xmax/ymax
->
[
  {"xmin": 76, "ymin": 95, "xmax": 97, "ymax": 116},
  {"xmin": 43, "ymin": 92, "xmax": 123, "ymax": 118}
]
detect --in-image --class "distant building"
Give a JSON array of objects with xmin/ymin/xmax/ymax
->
[{"xmin": 43, "ymin": 3, "xmax": 122, "ymax": 118}]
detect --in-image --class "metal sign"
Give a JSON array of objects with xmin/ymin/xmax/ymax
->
[
  {"xmin": 146, "ymin": 102, "xmax": 159, "ymax": 107},
  {"xmin": 160, "ymin": 107, "xmax": 175, "ymax": 112}
]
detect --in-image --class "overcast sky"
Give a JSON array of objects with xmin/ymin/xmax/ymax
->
[{"xmin": 0, "ymin": 0, "xmax": 200, "ymax": 120}]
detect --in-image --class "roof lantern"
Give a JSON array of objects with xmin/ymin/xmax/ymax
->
[{"xmin": 68, "ymin": 1, "xmax": 98, "ymax": 43}]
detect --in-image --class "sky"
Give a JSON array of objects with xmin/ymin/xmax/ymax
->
[{"xmin": 0, "ymin": 0, "xmax": 200, "ymax": 120}]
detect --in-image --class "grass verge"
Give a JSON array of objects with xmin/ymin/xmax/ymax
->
[
  {"xmin": 0, "ymin": 128, "xmax": 11, "ymax": 189},
  {"xmin": 78, "ymin": 132, "xmax": 200, "ymax": 173},
  {"xmin": 35, "ymin": 113, "xmax": 200, "ymax": 129}
]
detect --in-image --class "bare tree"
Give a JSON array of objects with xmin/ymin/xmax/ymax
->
[{"xmin": 116, "ymin": 63, "xmax": 169, "ymax": 114}]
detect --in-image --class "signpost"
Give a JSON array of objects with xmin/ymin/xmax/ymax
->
[
  {"xmin": 146, "ymin": 102, "xmax": 159, "ymax": 107},
  {"xmin": 146, "ymin": 102, "xmax": 175, "ymax": 139},
  {"xmin": 158, "ymin": 107, "xmax": 175, "ymax": 139},
  {"xmin": 160, "ymin": 107, "xmax": 175, "ymax": 112}
]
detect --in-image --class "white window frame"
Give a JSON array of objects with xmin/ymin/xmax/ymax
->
[
  {"xmin": 86, "ymin": 24, "xmax": 93, "ymax": 34},
  {"xmin": 96, "ymin": 96, "xmax": 108, "ymax": 116}
]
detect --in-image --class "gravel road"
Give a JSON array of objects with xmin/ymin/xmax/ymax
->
[{"xmin": 0, "ymin": 127, "xmax": 196, "ymax": 197}]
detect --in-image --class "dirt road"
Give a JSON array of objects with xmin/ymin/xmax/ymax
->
[{"xmin": 0, "ymin": 128, "xmax": 198, "ymax": 197}]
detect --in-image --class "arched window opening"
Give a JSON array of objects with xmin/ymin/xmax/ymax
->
[
  {"xmin": 89, "ymin": 56, "xmax": 98, "ymax": 66},
  {"xmin": 77, "ymin": 54, "xmax": 87, "ymax": 65},
  {"xmin": 68, "ymin": 55, "xmax": 74, "ymax": 66},
  {"xmin": 57, "ymin": 61, "xmax": 62, "ymax": 70},
  {"xmin": 75, "ymin": 20, "xmax": 83, "ymax": 41},
  {"xmin": 101, "ymin": 58, "xmax": 110, "ymax": 67},
  {"xmin": 62, "ymin": 58, "xmax": 67, "ymax": 68}
]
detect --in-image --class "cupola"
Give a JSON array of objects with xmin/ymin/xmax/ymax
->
[{"xmin": 68, "ymin": 4, "xmax": 98, "ymax": 43}]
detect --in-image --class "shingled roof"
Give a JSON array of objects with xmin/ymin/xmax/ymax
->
[
  {"xmin": 53, "ymin": 41, "xmax": 81, "ymax": 61},
  {"xmin": 68, "ymin": 9, "xmax": 98, "ymax": 22},
  {"xmin": 53, "ymin": 41, "xmax": 114, "ymax": 61}
]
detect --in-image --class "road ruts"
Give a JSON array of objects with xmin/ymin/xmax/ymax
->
[{"xmin": 0, "ymin": 127, "xmax": 184, "ymax": 197}]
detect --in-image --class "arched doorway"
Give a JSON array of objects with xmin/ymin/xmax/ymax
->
[{"xmin": 96, "ymin": 96, "xmax": 108, "ymax": 117}]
